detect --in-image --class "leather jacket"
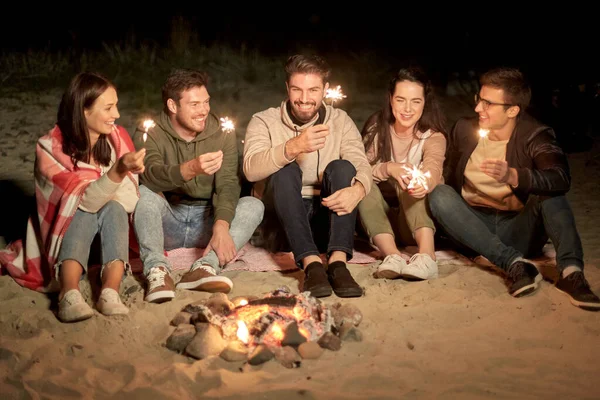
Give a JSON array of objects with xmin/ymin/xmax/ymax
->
[{"xmin": 443, "ymin": 113, "xmax": 570, "ymax": 205}]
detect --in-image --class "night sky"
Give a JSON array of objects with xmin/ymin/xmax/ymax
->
[{"xmin": 2, "ymin": 7, "xmax": 599, "ymax": 91}]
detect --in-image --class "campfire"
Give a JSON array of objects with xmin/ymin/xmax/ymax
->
[{"xmin": 165, "ymin": 287, "xmax": 363, "ymax": 367}]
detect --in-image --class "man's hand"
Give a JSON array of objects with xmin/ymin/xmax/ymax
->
[
  {"xmin": 321, "ymin": 182, "xmax": 366, "ymax": 216},
  {"xmin": 109, "ymin": 148, "xmax": 146, "ymax": 182},
  {"xmin": 480, "ymin": 159, "xmax": 518, "ymax": 186},
  {"xmin": 181, "ymin": 150, "xmax": 223, "ymax": 180},
  {"xmin": 202, "ymin": 220, "xmax": 236, "ymax": 266},
  {"xmin": 285, "ymin": 124, "xmax": 330, "ymax": 159},
  {"xmin": 386, "ymin": 162, "xmax": 412, "ymax": 191}
]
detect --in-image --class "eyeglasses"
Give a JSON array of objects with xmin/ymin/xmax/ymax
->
[{"xmin": 474, "ymin": 94, "xmax": 513, "ymax": 111}]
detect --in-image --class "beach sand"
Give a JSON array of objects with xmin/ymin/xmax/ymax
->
[{"xmin": 1, "ymin": 89, "xmax": 600, "ymax": 400}]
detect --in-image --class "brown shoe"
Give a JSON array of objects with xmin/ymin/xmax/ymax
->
[
  {"xmin": 302, "ymin": 261, "xmax": 332, "ymax": 298},
  {"xmin": 327, "ymin": 261, "xmax": 363, "ymax": 298},
  {"xmin": 145, "ymin": 266, "xmax": 175, "ymax": 303},
  {"xmin": 176, "ymin": 264, "xmax": 233, "ymax": 293}
]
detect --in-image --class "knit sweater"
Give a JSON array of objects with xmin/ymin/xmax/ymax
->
[{"xmin": 243, "ymin": 101, "xmax": 372, "ymax": 198}]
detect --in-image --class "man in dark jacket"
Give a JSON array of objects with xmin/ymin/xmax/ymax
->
[
  {"xmin": 133, "ymin": 68, "xmax": 264, "ymax": 303},
  {"xmin": 429, "ymin": 67, "xmax": 599, "ymax": 310}
]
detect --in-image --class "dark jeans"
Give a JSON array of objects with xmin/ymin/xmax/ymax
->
[
  {"xmin": 270, "ymin": 160, "xmax": 357, "ymax": 266},
  {"xmin": 428, "ymin": 184, "xmax": 584, "ymax": 272}
]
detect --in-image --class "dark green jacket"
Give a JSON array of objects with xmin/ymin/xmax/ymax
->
[{"xmin": 133, "ymin": 111, "xmax": 240, "ymax": 224}]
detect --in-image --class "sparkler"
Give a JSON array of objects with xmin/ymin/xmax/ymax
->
[
  {"xmin": 478, "ymin": 128, "xmax": 489, "ymax": 157},
  {"xmin": 142, "ymin": 119, "xmax": 156, "ymax": 144},
  {"xmin": 325, "ymin": 85, "xmax": 347, "ymax": 107},
  {"xmin": 402, "ymin": 164, "xmax": 432, "ymax": 191},
  {"xmin": 220, "ymin": 117, "xmax": 235, "ymax": 134}
]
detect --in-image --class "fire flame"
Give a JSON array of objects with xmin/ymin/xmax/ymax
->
[
  {"xmin": 230, "ymin": 302, "xmax": 313, "ymax": 347},
  {"xmin": 237, "ymin": 320, "xmax": 249, "ymax": 344}
]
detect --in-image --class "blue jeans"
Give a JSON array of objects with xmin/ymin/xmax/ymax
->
[
  {"xmin": 133, "ymin": 185, "xmax": 264, "ymax": 275},
  {"xmin": 428, "ymin": 184, "xmax": 584, "ymax": 272},
  {"xmin": 56, "ymin": 201, "xmax": 130, "ymax": 279},
  {"xmin": 269, "ymin": 160, "xmax": 357, "ymax": 266}
]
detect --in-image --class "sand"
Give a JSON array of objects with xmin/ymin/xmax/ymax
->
[{"xmin": 1, "ymin": 88, "xmax": 600, "ymax": 400}]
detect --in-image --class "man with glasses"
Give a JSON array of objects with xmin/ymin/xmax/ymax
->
[{"xmin": 428, "ymin": 67, "xmax": 600, "ymax": 311}]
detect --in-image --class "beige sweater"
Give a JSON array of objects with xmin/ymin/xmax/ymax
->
[
  {"xmin": 243, "ymin": 101, "xmax": 372, "ymax": 198},
  {"xmin": 80, "ymin": 141, "xmax": 139, "ymax": 213},
  {"xmin": 367, "ymin": 127, "xmax": 446, "ymax": 191}
]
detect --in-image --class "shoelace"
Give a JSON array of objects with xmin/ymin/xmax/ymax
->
[
  {"xmin": 149, "ymin": 269, "xmax": 167, "ymax": 288},
  {"xmin": 408, "ymin": 253, "xmax": 429, "ymax": 267},
  {"xmin": 192, "ymin": 264, "xmax": 216, "ymax": 275}
]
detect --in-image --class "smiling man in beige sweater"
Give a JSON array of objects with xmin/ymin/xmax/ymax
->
[{"xmin": 243, "ymin": 54, "xmax": 372, "ymax": 298}]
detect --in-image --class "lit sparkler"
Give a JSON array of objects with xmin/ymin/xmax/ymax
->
[
  {"xmin": 142, "ymin": 119, "xmax": 156, "ymax": 144},
  {"xmin": 402, "ymin": 164, "xmax": 432, "ymax": 191},
  {"xmin": 220, "ymin": 117, "xmax": 235, "ymax": 134},
  {"xmin": 478, "ymin": 128, "xmax": 489, "ymax": 157},
  {"xmin": 325, "ymin": 85, "xmax": 347, "ymax": 107}
]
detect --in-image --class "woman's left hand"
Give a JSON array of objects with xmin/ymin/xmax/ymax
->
[{"xmin": 408, "ymin": 182, "xmax": 428, "ymax": 199}]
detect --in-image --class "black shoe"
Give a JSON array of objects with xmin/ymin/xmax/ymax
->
[
  {"xmin": 302, "ymin": 262, "xmax": 332, "ymax": 298},
  {"xmin": 506, "ymin": 261, "xmax": 542, "ymax": 298},
  {"xmin": 327, "ymin": 261, "xmax": 363, "ymax": 298},
  {"xmin": 555, "ymin": 271, "xmax": 600, "ymax": 311}
]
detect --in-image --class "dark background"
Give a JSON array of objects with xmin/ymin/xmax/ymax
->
[
  {"xmin": 2, "ymin": 7, "xmax": 598, "ymax": 89},
  {"xmin": 2, "ymin": 7, "xmax": 599, "ymax": 152}
]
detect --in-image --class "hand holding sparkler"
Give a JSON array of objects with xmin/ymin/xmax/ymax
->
[
  {"xmin": 285, "ymin": 124, "xmax": 330, "ymax": 158},
  {"xmin": 325, "ymin": 85, "xmax": 347, "ymax": 107},
  {"xmin": 401, "ymin": 163, "xmax": 431, "ymax": 198}
]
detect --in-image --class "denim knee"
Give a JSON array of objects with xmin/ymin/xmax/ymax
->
[
  {"xmin": 271, "ymin": 162, "xmax": 302, "ymax": 188},
  {"xmin": 101, "ymin": 200, "xmax": 128, "ymax": 221},
  {"xmin": 138, "ymin": 185, "xmax": 165, "ymax": 209},
  {"xmin": 428, "ymin": 184, "xmax": 456, "ymax": 217},
  {"xmin": 324, "ymin": 159, "xmax": 356, "ymax": 182},
  {"xmin": 236, "ymin": 196, "xmax": 265, "ymax": 227}
]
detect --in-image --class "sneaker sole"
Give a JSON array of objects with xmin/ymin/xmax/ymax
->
[
  {"xmin": 97, "ymin": 304, "xmax": 130, "ymax": 316},
  {"xmin": 176, "ymin": 276, "xmax": 233, "ymax": 293},
  {"xmin": 511, "ymin": 273, "xmax": 542, "ymax": 298},
  {"xmin": 145, "ymin": 291, "xmax": 175, "ymax": 303},
  {"xmin": 401, "ymin": 271, "xmax": 439, "ymax": 280},
  {"xmin": 58, "ymin": 310, "xmax": 94, "ymax": 323},
  {"xmin": 376, "ymin": 269, "xmax": 403, "ymax": 279},
  {"xmin": 555, "ymin": 287, "xmax": 600, "ymax": 311}
]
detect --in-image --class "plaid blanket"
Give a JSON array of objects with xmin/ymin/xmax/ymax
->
[{"xmin": 0, "ymin": 125, "xmax": 137, "ymax": 292}]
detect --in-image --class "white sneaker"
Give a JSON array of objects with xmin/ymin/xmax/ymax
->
[
  {"xmin": 58, "ymin": 289, "xmax": 94, "ymax": 323},
  {"xmin": 402, "ymin": 253, "xmax": 439, "ymax": 280},
  {"xmin": 96, "ymin": 288, "xmax": 129, "ymax": 316},
  {"xmin": 176, "ymin": 264, "xmax": 233, "ymax": 293},
  {"xmin": 375, "ymin": 254, "xmax": 407, "ymax": 279}
]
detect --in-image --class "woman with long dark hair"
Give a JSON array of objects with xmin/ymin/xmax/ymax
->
[
  {"xmin": 359, "ymin": 67, "xmax": 447, "ymax": 281},
  {"xmin": 0, "ymin": 72, "xmax": 145, "ymax": 322}
]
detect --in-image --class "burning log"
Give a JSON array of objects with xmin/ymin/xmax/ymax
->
[{"xmin": 164, "ymin": 290, "xmax": 363, "ymax": 367}]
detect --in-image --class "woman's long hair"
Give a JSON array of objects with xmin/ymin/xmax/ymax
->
[
  {"xmin": 57, "ymin": 72, "xmax": 114, "ymax": 167},
  {"xmin": 362, "ymin": 67, "xmax": 446, "ymax": 164}
]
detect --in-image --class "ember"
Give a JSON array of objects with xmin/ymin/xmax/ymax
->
[{"xmin": 165, "ymin": 287, "xmax": 363, "ymax": 367}]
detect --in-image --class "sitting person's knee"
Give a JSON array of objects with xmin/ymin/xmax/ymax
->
[
  {"xmin": 271, "ymin": 162, "xmax": 302, "ymax": 186},
  {"xmin": 324, "ymin": 159, "xmax": 356, "ymax": 180}
]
